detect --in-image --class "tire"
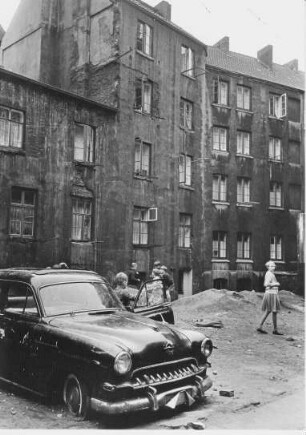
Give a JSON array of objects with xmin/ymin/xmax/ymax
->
[{"xmin": 63, "ymin": 373, "xmax": 90, "ymax": 419}]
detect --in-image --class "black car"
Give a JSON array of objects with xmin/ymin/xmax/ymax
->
[{"xmin": 0, "ymin": 268, "xmax": 213, "ymax": 419}]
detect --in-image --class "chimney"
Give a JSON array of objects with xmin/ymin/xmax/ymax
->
[
  {"xmin": 257, "ymin": 45, "xmax": 273, "ymax": 68},
  {"xmin": 213, "ymin": 36, "xmax": 230, "ymax": 52},
  {"xmin": 283, "ymin": 59, "xmax": 298, "ymax": 71},
  {"xmin": 154, "ymin": 1, "xmax": 171, "ymax": 20}
]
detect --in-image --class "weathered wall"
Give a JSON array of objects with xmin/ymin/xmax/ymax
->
[{"xmin": 0, "ymin": 70, "xmax": 117, "ymax": 270}]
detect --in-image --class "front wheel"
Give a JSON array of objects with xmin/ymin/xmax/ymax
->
[{"xmin": 63, "ymin": 373, "xmax": 90, "ymax": 419}]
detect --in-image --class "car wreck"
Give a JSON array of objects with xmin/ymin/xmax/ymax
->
[{"xmin": 0, "ymin": 268, "xmax": 213, "ymax": 419}]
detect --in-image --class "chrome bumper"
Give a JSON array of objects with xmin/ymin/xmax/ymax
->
[{"xmin": 90, "ymin": 375, "xmax": 212, "ymax": 415}]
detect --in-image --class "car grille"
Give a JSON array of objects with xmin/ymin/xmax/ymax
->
[{"xmin": 131, "ymin": 358, "xmax": 202, "ymax": 388}]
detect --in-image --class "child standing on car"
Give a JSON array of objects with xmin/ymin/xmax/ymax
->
[{"xmin": 257, "ymin": 260, "xmax": 283, "ymax": 335}]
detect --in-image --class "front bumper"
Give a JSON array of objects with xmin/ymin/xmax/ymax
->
[{"xmin": 90, "ymin": 374, "xmax": 212, "ymax": 415}]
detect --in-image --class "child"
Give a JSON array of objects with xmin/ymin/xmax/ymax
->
[{"xmin": 257, "ymin": 260, "xmax": 283, "ymax": 335}]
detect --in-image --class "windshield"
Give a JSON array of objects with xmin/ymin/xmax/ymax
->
[{"xmin": 39, "ymin": 281, "xmax": 122, "ymax": 316}]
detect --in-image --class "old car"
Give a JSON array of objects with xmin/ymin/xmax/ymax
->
[{"xmin": 0, "ymin": 268, "xmax": 213, "ymax": 419}]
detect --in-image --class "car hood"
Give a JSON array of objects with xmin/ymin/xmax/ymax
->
[{"xmin": 48, "ymin": 310, "xmax": 202, "ymax": 367}]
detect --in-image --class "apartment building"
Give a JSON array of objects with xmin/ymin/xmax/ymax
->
[
  {"xmin": 1, "ymin": 0, "xmax": 208, "ymax": 294},
  {"xmin": 203, "ymin": 37, "xmax": 304, "ymax": 294}
]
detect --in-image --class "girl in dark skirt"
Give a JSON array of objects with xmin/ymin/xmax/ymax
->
[{"xmin": 257, "ymin": 260, "xmax": 283, "ymax": 335}]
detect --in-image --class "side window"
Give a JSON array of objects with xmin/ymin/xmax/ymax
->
[
  {"xmin": 2, "ymin": 281, "xmax": 38, "ymax": 316},
  {"xmin": 135, "ymin": 280, "xmax": 165, "ymax": 308}
]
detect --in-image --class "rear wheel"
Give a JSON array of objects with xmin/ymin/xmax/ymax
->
[{"xmin": 63, "ymin": 373, "xmax": 90, "ymax": 419}]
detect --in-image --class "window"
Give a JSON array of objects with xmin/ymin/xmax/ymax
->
[
  {"xmin": 237, "ymin": 131, "xmax": 250, "ymax": 155},
  {"xmin": 134, "ymin": 138, "xmax": 151, "ymax": 177},
  {"xmin": 136, "ymin": 21, "xmax": 153, "ymax": 56},
  {"xmin": 269, "ymin": 182, "xmax": 282, "ymax": 207},
  {"xmin": 213, "ymin": 79, "xmax": 228, "ymax": 105},
  {"xmin": 289, "ymin": 141, "xmax": 300, "ymax": 164},
  {"xmin": 10, "ymin": 188, "xmax": 36, "ymax": 237},
  {"xmin": 237, "ymin": 85, "xmax": 251, "ymax": 110},
  {"xmin": 74, "ymin": 124, "xmax": 94, "ymax": 162},
  {"xmin": 72, "ymin": 197, "xmax": 92, "ymax": 241},
  {"xmin": 179, "ymin": 154, "xmax": 192, "ymax": 186},
  {"xmin": 213, "ymin": 174, "xmax": 227, "ymax": 202},
  {"xmin": 269, "ymin": 137, "xmax": 282, "ymax": 161},
  {"xmin": 237, "ymin": 177, "xmax": 250, "ymax": 203},
  {"xmin": 288, "ymin": 98, "xmax": 301, "ymax": 122},
  {"xmin": 181, "ymin": 45, "xmax": 194, "ymax": 77},
  {"xmin": 0, "ymin": 105, "xmax": 24, "ymax": 148},
  {"xmin": 135, "ymin": 79, "xmax": 152, "ymax": 114},
  {"xmin": 289, "ymin": 184, "xmax": 301, "ymax": 210},
  {"xmin": 212, "ymin": 127, "xmax": 228, "ymax": 151},
  {"xmin": 133, "ymin": 207, "xmax": 156, "ymax": 245},
  {"xmin": 269, "ymin": 93, "xmax": 287, "ymax": 118},
  {"xmin": 179, "ymin": 214, "xmax": 191, "ymax": 248},
  {"xmin": 212, "ymin": 231, "xmax": 227, "ymax": 258},
  {"xmin": 270, "ymin": 235, "xmax": 283, "ymax": 260},
  {"xmin": 237, "ymin": 233, "xmax": 251, "ymax": 259},
  {"xmin": 180, "ymin": 99, "xmax": 193, "ymax": 130}
]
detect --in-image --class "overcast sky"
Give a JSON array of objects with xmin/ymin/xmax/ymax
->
[{"xmin": 1, "ymin": 0, "xmax": 305, "ymax": 69}]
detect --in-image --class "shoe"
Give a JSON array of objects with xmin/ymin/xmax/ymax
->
[
  {"xmin": 273, "ymin": 331, "xmax": 284, "ymax": 335},
  {"xmin": 256, "ymin": 328, "xmax": 267, "ymax": 334}
]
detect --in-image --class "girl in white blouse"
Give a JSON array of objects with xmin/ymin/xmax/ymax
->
[{"xmin": 257, "ymin": 260, "xmax": 283, "ymax": 335}]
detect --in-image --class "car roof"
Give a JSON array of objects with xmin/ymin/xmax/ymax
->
[{"xmin": 0, "ymin": 268, "xmax": 103, "ymax": 286}]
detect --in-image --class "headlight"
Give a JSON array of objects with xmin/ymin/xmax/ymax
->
[
  {"xmin": 201, "ymin": 338, "xmax": 213, "ymax": 358},
  {"xmin": 114, "ymin": 351, "xmax": 132, "ymax": 375}
]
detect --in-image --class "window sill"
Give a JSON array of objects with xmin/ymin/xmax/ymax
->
[
  {"xmin": 0, "ymin": 146, "xmax": 25, "ymax": 155},
  {"xmin": 236, "ymin": 203, "xmax": 253, "ymax": 208},
  {"xmin": 211, "ymin": 259, "xmax": 230, "ymax": 263},
  {"xmin": 273, "ymin": 260, "xmax": 285, "ymax": 264},
  {"xmin": 268, "ymin": 206, "xmax": 285, "ymax": 211},
  {"xmin": 212, "ymin": 150, "xmax": 229, "ymax": 156},
  {"xmin": 212, "ymin": 103, "xmax": 231, "ymax": 110},
  {"xmin": 268, "ymin": 116, "xmax": 285, "ymax": 121},
  {"xmin": 289, "ymin": 208, "xmax": 302, "ymax": 212},
  {"xmin": 136, "ymin": 50, "xmax": 154, "ymax": 61},
  {"xmin": 236, "ymin": 259, "xmax": 253, "ymax": 263},
  {"xmin": 134, "ymin": 109, "xmax": 152, "ymax": 117},
  {"xmin": 179, "ymin": 126, "xmax": 195, "ymax": 133},
  {"xmin": 9, "ymin": 235, "xmax": 34, "ymax": 240},
  {"xmin": 268, "ymin": 159, "xmax": 283, "ymax": 164},
  {"xmin": 179, "ymin": 184, "xmax": 194, "ymax": 191},
  {"xmin": 212, "ymin": 201, "xmax": 230, "ymax": 207},
  {"xmin": 289, "ymin": 162, "xmax": 301, "ymax": 167},
  {"xmin": 236, "ymin": 108, "xmax": 253, "ymax": 114},
  {"xmin": 73, "ymin": 160, "xmax": 95, "ymax": 167},
  {"xmin": 178, "ymin": 247, "xmax": 191, "ymax": 250},
  {"xmin": 70, "ymin": 240, "xmax": 93, "ymax": 243},
  {"xmin": 236, "ymin": 154, "xmax": 253, "ymax": 159},
  {"xmin": 134, "ymin": 174, "xmax": 153, "ymax": 182}
]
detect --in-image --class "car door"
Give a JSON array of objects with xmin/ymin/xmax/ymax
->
[
  {"xmin": 131, "ymin": 278, "xmax": 174, "ymax": 324},
  {"xmin": 0, "ymin": 280, "xmax": 42, "ymax": 389}
]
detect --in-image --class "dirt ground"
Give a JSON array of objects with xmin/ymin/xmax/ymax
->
[{"xmin": 0, "ymin": 288, "xmax": 304, "ymax": 431}]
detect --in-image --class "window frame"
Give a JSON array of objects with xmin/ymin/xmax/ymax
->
[
  {"xmin": 180, "ymin": 98, "xmax": 194, "ymax": 130},
  {"xmin": 237, "ymin": 85, "xmax": 251, "ymax": 110},
  {"xmin": 212, "ymin": 231, "xmax": 227, "ymax": 259},
  {"xmin": 288, "ymin": 184, "xmax": 302, "ymax": 210},
  {"xmin": 9, "ymin": 187, "xmax": 36, "ymax": 238},
  {"xmin": 135, "ymin": 79, "xmax": 153, "ymax": 115},
  {"xmin": 212, "ymin": 126, "xmax": 228, "ymax": 152},
  {"xmin": 136, "ymin": 21, "xmax": 153, "ymax": 57},
  {"xmin": 71, "ymin": 197, "xmax": 93, "ymax": 241},
  {"xmin": 213, "ymin": 79, "xmax": 229, "ymax": 106},
  {"xmin": 181, "ymin": 45, "xmax": 195, "ymax": 77},
  {"xmin": 74, "ymin": 123, "xmax": 95, "ymax": 163},
  {"xmin": 270, "ymin": 235, "xmax": 283, "ymax": 261},
  {"xmin": 213, "ymin": 174, "xmax": 228, "ymax": 202},
  {"xmin": 269, "ymin": 137, "xmax": 282, "ymax": 161},
  {"xmin": 133, "ymin": 207, "xmax": 156, "ymax": 246},
  {"xmin": 237, "ymin": 177, "xmax": 251, "ymax": 203},
  {"xmin": 269, "ymin": 93, "xmax": 287, "ymax": 118},
  {"xmin": 269, "ymin": 182, "xmax": 283, "ymax": 208},
  {"xmin": 0, "ymin": 105, "xmax": 24, "ymax": 149},
  {"xmin": 179, "ymin": 213, "xmax": 192, "ymax": 248},
  {"xmin": 289, "ymin": 141, "xmax": 301, "ymax": 165},
  {"xmin": 237, "ymin": 232, "xmax": 251, "ymax": 259},
  {"xmin": 134, "ymin": 138, "xmax": 151, "ymax": 177},
  {"xmin": 237, "ymin": 130, "xmax": 251, "ymax": 156},
  {"xmin": 179, "ymin": 153, "xmax": 192, "ymax": 186}
]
